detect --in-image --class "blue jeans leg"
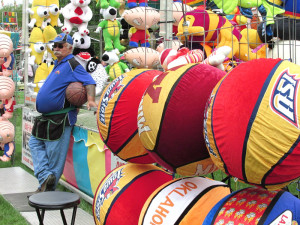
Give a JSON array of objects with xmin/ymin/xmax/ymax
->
[{"xmin": 29, "ymin": 126, "xmax": 72, "ymax": 189}]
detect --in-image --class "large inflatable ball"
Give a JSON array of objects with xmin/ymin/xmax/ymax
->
[
  {"xmin": 97, "ymin": 69, "xmax": 162, "ymax": 163},
  {"xmin": 93, "ymin": 163, "xmax": 173, "ymax": 225},
  {"xmin": 203, "ymin": 187, "xmax": 300, "ymax": 225},
  {"xmin": 204, "ymin": 58, "xmax": 300, "ymax": 190},
  {"xmin": 139, "ymin": 177, "xmax": 231, "ymax": 225},
  {"xmin": 138, "ymin": 63, "xmax": 225, "ymax": 176}
]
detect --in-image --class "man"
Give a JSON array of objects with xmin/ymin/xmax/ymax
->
[{"xmin": 29, "ymin": 33, "xmax": 97, "ymax": 194}]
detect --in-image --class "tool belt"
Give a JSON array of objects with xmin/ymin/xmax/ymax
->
[{"xmin": 31, "ymin": 107, "xmax": 74, "ymax": 141}]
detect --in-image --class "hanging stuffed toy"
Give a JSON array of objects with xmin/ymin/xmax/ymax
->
[
  {"xmin": 0, "ymin": 34, "xmax": 14, "ymax": 77},
  {"xmin": 123, "ymin": 47, "xmax": 160, "ymax": 69},
  {"xmin": 0, "ymin": 117, "xmax": 15, "ymax": 162},
  {"xmin": 72, "ymin": 32, "xmax": 109, "ymax": 95},
  {"xmin": 45, "ymin": 0, "xmax": 63, "ymax": 27},
  {"xmin": 156, "ymin": 40, "xmax": 182, "ymax": 53},
  {"xmin": 43, "ymin": 25, "xmax": 58, "ymax": 62},
  {"xmin": 122, "ymin": 7, "xmax": 160, "ymax": 48},
  {"xmin": 96, "ymin": 0, "xmax": 120, "ymax": 9},
  {"xmin": 95, "ymin": 6, "xmax": 126, "ymax": 52},
  {"xmin": 0, "ymin": 76, "xmax": 15, "ymax": 120},
  {"xmin": 61, "ymin": 0, "xmax": 93, "ymax": 36},
  {"xmin": 27, "ymin": 0, "xmax": 49, "ymax": 29},
  {"xmin": 0, "ymin": 96, "xmax": 15, "ymax": 119},
  {"xmin": 127, "ymin": 0, "xmax": 148, "ymax": 9},
  {"xmin": 27, "ymin": 27, "xmax": 46, "ymax": 65},
  {"xmin": 102, "ymin": 49, "xmax": 129, "ymax": 81}
]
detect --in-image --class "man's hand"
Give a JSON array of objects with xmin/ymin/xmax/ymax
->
[{"xmin": 86, "ymin": 101, "xmax": 98, "ymax": 111}]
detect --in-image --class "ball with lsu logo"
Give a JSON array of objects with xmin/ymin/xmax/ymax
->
[
  {"xmin": 93, "ymin": 163, "xmax": 172, "ymax": 225},
  {"xmin": 96, "ymin": 69, "xmax": 162, "ymax": 163},
  {"xmin": 138, "ymin": 63, "xmax": 226, "ymax": 176},
  {"xmin": 139, "ymin": 177, "xmax": 231, "ymax": 225},
  {"xmin": 204, "ymin": 58, "xmax": 300, "ymax": 190},
  {"xmin": 203, "ymin": 187, "xmax": 300, "ymax": 225}
]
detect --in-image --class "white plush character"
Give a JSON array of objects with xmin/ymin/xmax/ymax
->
[
  {"xmin": 87, "ymin": 60, "xmax": 109, "ymax": 96},
  {"xmin": 61, "ymin": 0, "xmax": 93, "ymax": 36}
]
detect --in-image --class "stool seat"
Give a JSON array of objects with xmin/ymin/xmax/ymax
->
[{"xmin": 28, "ymin": 191, "xmax": 80, "ymax": 225}]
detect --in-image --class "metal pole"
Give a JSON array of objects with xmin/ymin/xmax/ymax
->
[
  {"xmin": 21, "ymin": 0, "xmax": 29, "ymax": 95},
  {"xmin": 159, "ymin": 0, "xmax": 173, "ymax": 49}
]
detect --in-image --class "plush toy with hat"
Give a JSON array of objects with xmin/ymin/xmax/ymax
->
[
  {"xmin": 61, "ymin": 0, "xmax": 93, "ymax": 36},
  {"xmin": 27, "ymin": 0, "xmax": 49, "ymax": 29},
  {"xmin": 95, "ymin": 6, "xmax": 126, "ymax": 52},
  {"xmin": 43, "ymin": 25, "xmax": 58, "ymax": 62},
  {"xmin": 45, "ymin": 0, "xmax": 63, "ymax": 27},
  {"xmin": 28, "ymin": 27, "xmax": 46, "ymax": 66},
  {"xmin": 102, "ymin": 49, "xmax": 129, "ymax": 81},
  {"xmin": 122, "ymin": 7, "xmax": 160, "ymax": 48}
]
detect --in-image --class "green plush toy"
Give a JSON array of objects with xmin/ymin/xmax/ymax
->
[
  {"xmin": 102, "ymin": 50, "xmax": 130, "ymax": 81},
  {"xmin": 95, "ymin": 7, "xmax": 126, "ymax": 52},
  {"xmin": 96, "ymin": 0, "xmax": 120, "ymax": 9}
]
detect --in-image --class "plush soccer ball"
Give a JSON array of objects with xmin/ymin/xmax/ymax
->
[
  {"xmin": 93, "ymin": 163, "xmax": 173, "ymax": 225},
  {"xmin": 204, "ymin": 58, "xmax": 300, "ymax": 190},
  {"xmin": 138, "ymin": 63, "xmax": 225, "ymax": 176},
  {"xmin": 65, "ymin": 82, "xmax": 87, "ymax": 107}
]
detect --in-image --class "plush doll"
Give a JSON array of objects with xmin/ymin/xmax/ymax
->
[
  {"xmin": 45, "ymin": 0, "xmax": 63, "ymax": 27},
  {"xmin": 127, "ymin": 0, "xmax": 148, "ymax": 9},
  {"xmin": 27, "ymin": 0, "xmax": 49, "ymax": 29},
  {"xmin": 33, "ymin": 57, "xmax": 49, "ymax": 93},
  {"xmin": 172, "ymin": 2, "xmax": 193, "ymax": 35},
  {"xmin": 96, "ymin": 0, "xmax": 120, "ymax": 9},
  {"xmin": 123, "ymin": 47, "xmax": 160, "ymax": 69},
  {"xmin": 122, "ymin": 7, "xmax": 160, "ymax": 48},
  {"xmin": 0, "ymin": 34, "xmax": 14, "ymax": 77},
  {"xmin": 61, "ymin": 0, "xmax": 93, "ymax": 36},
  {"xmin": 28, "ymin": 27, "xmax": 46, "ymax": 65},
  {"xmin": 95, "ymin": 6, "xmax": 126, "ymax": 52},
  {"xmin": 160, "ymin": 46, "xmax": 231, "ymax": 71},
  {"xmin": 226, "ymin": 7, "xmax": 248, "ymax": 32},
  {"xmin": 0, "ymin": 76, "xmax": 15, "ymax": 120},
  {"xmin": 102, "ymin": 49, "xmax": 129, "ymax": 81},
  {"xmin": 0, "ymin": 117, "xmax": 15, "ymax": 162},
  {"xmin": 43, "ymin": 25, "xmax": 58, "ymax": 62},
  {"xmin": 176, "ymin": 9, "xmax": 265, "ymax": 61},
  {"xmin": 0, "ymin": 96, "xmax": 15, "ymax": 119}
]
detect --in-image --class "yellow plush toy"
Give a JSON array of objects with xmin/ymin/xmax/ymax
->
[
  {"xmin": 46, "ymin": 0, "xmax": 63, "ymax": 27},
  {"xmin": 28, "ymin": 27, "xmax": 46, "ymax": 65},
  {"xmin": 27, "ymin": 0, "xmax": 49, "ymax": 29},
  {"xmin": 43, "ymin": 25, "xmax": 57, "ymax": 61}
]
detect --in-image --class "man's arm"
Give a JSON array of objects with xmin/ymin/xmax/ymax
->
[{"xmin": 85, "ymin": 84, "xmax": 97, "ymax": 110}]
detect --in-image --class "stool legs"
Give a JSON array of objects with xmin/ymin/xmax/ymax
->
[
  {"xmin": 71, "ymin": 206, "xmax": 78, "ymax": 225},
  {"xmin": 35, "ymin": 208, "xmax": 45, "ymax": 225},
  {"xmin": 60, "ymin": 209, "xmax": 67, "ymax": 225}
]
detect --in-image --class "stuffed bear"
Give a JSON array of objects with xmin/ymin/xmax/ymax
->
[
  {"xmin": 96, "ymin": 0, "xmax": 120, "ymax": 9},
  {"xmin": 0, "ymin": 117, "xmax": 15, "ymax": 162},
  {"xmin": 122, "ymin": 7, "xmax": 160, "ymax": 48},
  {"xmin": 127, "ymin": 0, "xmax": 148, "ymax": 9},
  {"xmin": 61, "ymin": 0, "xmax": 93, "ymax": 36},
  {"xmin": 95, "ymin": 6, "xmax": 126, "ymax": 52},
  {"xmin": 123, "ymin": 47, "xmax": 160, "ymax": 69},
  {"xmin": 45, "ymin": 0, "xmax": 63, "ymax": 27},
  {"xmin": 27, "ymin": 27, "xmax": 46, "ymax": 65},
  {"xmin": 27, "ymin": 0, "xmax": 49, "ymax": 29},
  {"xmin": 102, "ymin": 49, "xmax": 129, "ymax": 81},
  {"xmin": 0, "ymin": 34, "xmax": 14, "ymax": 77}
]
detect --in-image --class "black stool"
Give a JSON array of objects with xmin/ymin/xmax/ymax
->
[{"xmin": 28, "ymin": 191, "xmax": 80, "ymax": 225}]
